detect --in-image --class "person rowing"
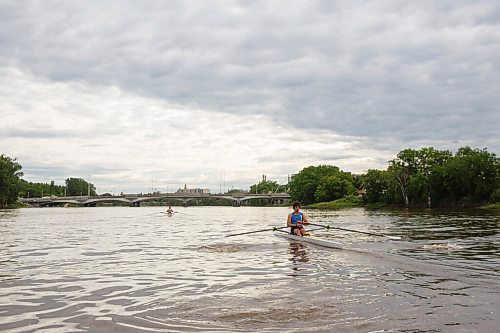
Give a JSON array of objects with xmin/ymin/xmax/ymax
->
[
  {"xmin": 287, "ymin": 201, "xmax": 309, "ymax": 236},
  {"xmin": 166, "ymin": 205, "xmax": 174, "ymax": 214}
]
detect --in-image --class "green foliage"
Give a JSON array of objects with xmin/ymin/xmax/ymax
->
[
  {"xmin": 387, "ymin": 148, "xmax": 449, "ymax": 207},
  {"xmin": 314, "ymin": 174, "xmax": 356, "ymax": 202},
  {"xmin": 364, "ymin": 169, "xmax": 391, "ymax": 204},
  {"xmin": 493, "ymin": 188, "xmax": 500, "ymax": 202},
  {"xmin": 289, "ymin": 165, "xmax": 357, "ymax": 205},
  {"xmin": 18, "ymin": 177, "xmax": 96, "ymax": 198},
  {"xmin": 65, "ymin": 178, "xmax": 97, "ymax": 196},
  {"xmin": 250, "ymin": 180, "xmax": 285, "ymax": 194},
  {"xmin": 308, "ymin": 194, "xmax": 363, "ymax": 209},
  {"xmin": 386, "ymin": 147, "xmax": 453, "ymax": 207},
  {"xmin": 367, "ymin": 146, "xmax": 499, "ymax": 207},
  {"xmin": 480, "ymin": 202, "xmax": 500, "ymax": 210},
  {"xmin": 18, "ymin": 179, "xmax": 66, "ymax": 198},
  {"xmin": 0, "ymin": 154, "xmax": 24, "ymax": 208},
  {"xmin": 443, "ymin": 147, "xmax": 499, "ymax": 204}
]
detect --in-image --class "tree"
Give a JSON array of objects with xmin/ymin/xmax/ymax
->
[
  {"xmin": 0, "ymin": 154, "xmax": 24, "ymax": 208},
  {"xmin": 388, "ymin": 149, "xmax": 418, "ymax": 207},
  {"xmin": 18, "ymin": 179, "xmax": 66, "ymax": 198},
  {"xmin": 369, "ymin": 146, "xmax": 497, "ymax": 207},
  {"xmin": 65, "ymin": 178, "xmax": 97, "ymax": 196},
  {"xmin": 289, "ymin": 165, "xmax": 356, "ymax": 204},
  {"xmin": 443, "ymin": 147, "xmax": 499, "ymax": 204},
  {"xmin": 412, "ymin": 148, "xmax": 452, "ymax": 207},
  {"xmin": 364, "ymin": 169, "xmax": 390, "ymax": 203},
  {"xmin": 314, "ymin": 174, "xmax": 356, "ymax": 202},
  {"xmin": 387, "ymin": 147, "xmax": 453, "ymax": 207},
  {"xmin": 250, "ymin": 179, "xmax": 285, "ymax": 194}
]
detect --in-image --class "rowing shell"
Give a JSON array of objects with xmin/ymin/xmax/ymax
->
[{"xmin": 274, "ymin": 231, "xmax": 342, "ymax": 249}]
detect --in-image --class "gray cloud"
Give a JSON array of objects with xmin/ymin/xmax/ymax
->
[
  {"xmin": 0, "ymin": 1, "xmax": 499, "ymax": 191},
  {"xmin": 1, "ymin": 1, "xmax": 498, "ymax": 153}
]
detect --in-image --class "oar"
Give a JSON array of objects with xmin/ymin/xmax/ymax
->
[
  {"xmin": 172, "ymin": 210, "xmax": 189, "ymax": 215},
  {"xmin": 225, "ymin": 226, "xmax": 289, "ymax": 238},
  {"xmin": 145, "ymin": 211, "xmax": 166, "ymax": 216},
  {"xmin": 309, "ymin": 223, "xmax": 402, "ymax": 240}
]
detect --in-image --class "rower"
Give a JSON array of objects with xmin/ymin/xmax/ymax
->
[
  {"xmin": 166, "ymin": 205, "xmax": 174, "ymax": 214},
  {"xmin": 287, "ymin": 201, "xmax": 309, "ymax": 236}
]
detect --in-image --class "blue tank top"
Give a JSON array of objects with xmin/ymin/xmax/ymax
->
[{"xmin": 290, "ymin": 212, "xmax": 303, "ymax": 226}]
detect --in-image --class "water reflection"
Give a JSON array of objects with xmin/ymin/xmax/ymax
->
[{"xmin": 286, "ymin": 242, "xmax": 309, "ymax": 277}]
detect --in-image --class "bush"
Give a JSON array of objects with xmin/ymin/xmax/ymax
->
[{"xmin": 307, "ymin": 194, "xmax": 363, "ymax": 209}]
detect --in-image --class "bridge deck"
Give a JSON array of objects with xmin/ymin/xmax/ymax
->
[{"xmin": 19, "ymin": 193, "xmax": 291, "ymax": 207}]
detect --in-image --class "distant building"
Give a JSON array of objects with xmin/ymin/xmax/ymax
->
[{"xmin": 176, "ymin": 184, "xmax": 210, "ymax": 194}]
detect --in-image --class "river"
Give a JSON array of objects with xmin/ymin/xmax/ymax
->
[{"xmin": 0, "ymin": 206, "xmax": 498, "ymax": 332}]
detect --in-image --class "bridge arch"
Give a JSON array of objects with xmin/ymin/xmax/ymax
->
[
  {"xmin": 83, "ymin": 198, "xmax": 132, "ymax": 206},
  {"xmin": 131, "ymin": 196, "xmax": 191, "ymax": 207},
  {"xmin": 40, "ymin": 200, "xmax": 81, "ymax": 207}
]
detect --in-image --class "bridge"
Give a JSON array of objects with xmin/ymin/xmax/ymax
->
[{"xmin": 18, "ymin": 192, "xmax": 292, "ymax": 207}]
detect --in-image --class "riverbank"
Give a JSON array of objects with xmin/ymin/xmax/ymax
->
[
  {"xmin": 480, "ymin": 202, "xmax": 500, "ymax": 211},
  {"xmin": 306, "ymin": 196, "xmax": 500, "ymax": 211},
  {"xmin": 306, "ymin": 195, "xmax": 363, "ymax": 209},
  {"xmin": 8, "ymin": 198, "xmax": 499, "ymax": 211},
  {"xmin": 1, "ymin": 202, "xmax": 28, "ymax": 209}
]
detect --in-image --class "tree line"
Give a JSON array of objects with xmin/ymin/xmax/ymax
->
[
  {"xmin": 18, "ymin": 177, "xmax": 97, "ymax": 198},
  {"xmin": 363, "ymin": 147, "xmax": 499, "ymax": 207},
  {"xmin": 0, "ymin": 154, "xmax": 96, "ymax": 208},
  {"xmin": 1, "ymin": 146, "xmax": 499, "ymax": 208},
  {"xmin": 288, "ymin": 165, "xmax": 362, "ymax": 205},
  {"xmin": 288, "ymin": 147, "xmax": 499, "ymax": 208},
  {"xmin": 0, "ymin": 154, "xmax": 23, "ymax": 208}
]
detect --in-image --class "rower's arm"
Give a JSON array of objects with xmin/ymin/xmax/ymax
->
[
  {"xmin": 303, "ymin": 213, "xmax": 309, "ymax": 224},
  {"xmin": 287, "ymin": 214, "xmax": 293, "ymax": 227}
]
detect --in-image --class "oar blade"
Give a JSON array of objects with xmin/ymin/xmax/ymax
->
[{"xmin": 385, "ymin": 235, "xmax": 402, "ymax": 240}]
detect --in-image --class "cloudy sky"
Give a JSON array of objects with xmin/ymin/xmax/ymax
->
[{"xmin": 1, "ymin": 1, "xmax": 499, "ymax": 194}]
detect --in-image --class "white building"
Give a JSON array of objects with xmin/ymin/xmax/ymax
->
[{"xmin": 176, "ymin": 184, "xmax": 210, "ymax": 194}]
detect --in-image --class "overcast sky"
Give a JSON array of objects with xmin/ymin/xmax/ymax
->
[{"xmin": 1, "ymin": 1, "xmax": 499, "ymax": 194}]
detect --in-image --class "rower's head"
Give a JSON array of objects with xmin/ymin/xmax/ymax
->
[{"xmin": 293, "ymin": 201, "xmax": 301, "ymax": 212}]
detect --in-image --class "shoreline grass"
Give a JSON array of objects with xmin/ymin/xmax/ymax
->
[
  {"xmin": 479, "ymin": 202, "xmax": 500, "ymax": 210},
  {"xmin": 307, "ymin": 195, "xmax": 364, "ymax": 209}
]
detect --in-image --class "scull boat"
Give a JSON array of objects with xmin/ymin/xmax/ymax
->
[{"xmin": 274, "ymin": 230, "xmax": 342, "ymax": 249}]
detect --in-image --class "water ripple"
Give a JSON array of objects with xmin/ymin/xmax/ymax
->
[{"xmin": 0, "ymin": 207, "xmax": 498, "ymax": 332}]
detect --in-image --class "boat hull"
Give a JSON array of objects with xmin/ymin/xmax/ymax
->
[{"xmin": 274, "ymin": 232, "xmax": 342, "ymax": 249}]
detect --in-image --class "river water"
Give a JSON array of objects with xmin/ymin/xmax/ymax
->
[{"xmin": 0, "ymin": 206, "xmax": 498, "ymax": 332}]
